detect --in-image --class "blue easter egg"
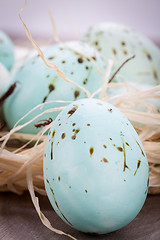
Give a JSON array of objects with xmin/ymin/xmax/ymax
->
[{"xmin": 44, "ymin": 98, "xmax": 149, "ymax": 234}]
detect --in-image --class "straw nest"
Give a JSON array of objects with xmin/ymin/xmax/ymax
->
[
  {"xmin": 0, "ymin": 4, "xmax": 160, "ymax": 239},
  {"xmin": 0, "ymin": 84, "xmax": 160, "ymax": 196}
]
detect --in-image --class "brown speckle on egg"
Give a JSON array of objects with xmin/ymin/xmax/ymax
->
[
  {"xmin": 121, "ymin": 41, "xmax": 126, "ymax": 46},
  {"xmin": 74, "ymin": 90, "xmax": 80, "ymax": 99},
  {"xmin": 153, "ymin": 68, "xmax": 158, "ymax": 80},
  {"xmin": 78, "ymin": 57, "xmax": 83, "ymax": 63},
  {"xmin": 112, "ymin": 48, "xmax": 117, "ymax": 55},
  {"xmin": 83, "ymin": 78, "xmax": 88, "ymax": 85},
  {"xmin": 89, "ymin": 147, "xmax": 94, "ymax": 157},
  {"xmin": 134, "ymin": 160, "xmax": 141, "ymax": 176},
  {"xmin": 50, "ymin": 187, "xmax": 72, "ymax": 226},
  {"xmin": 143, "ymin": 49, "xmax": 152, "ymax": 61},
  {"xmin": 43, "ymin": 96, "xmax": 47, "ymax": 103},
  {"xmin": 116, "ymin": 146, "xmax": 123, "ymax": 152},
  {"xmin": 121, "ymin": 132, "xmax": 129, "ymax": 172},
  {"xmin": 94, "ymin": 41, "xmax": 98, "ymax": 46},
  {"xmin": 49, "ymin": 84, "xmax": 55, "ymax": 92},
  {"xmin": 108, "ymin": 108, "xmax": 113, "ymax": 113},
  {"xmin": 101, "ymin": 157, "xmax": 108, "ymax": 163},
  {"xmin": 52, "ymin": 130, "xmax": 55, "ymax": 138},
  {"xmin": 75, "ymin": 128, "xmax": 80, "ymax": 134},
  {"xmin": 61, "ymin": 133, "xmax": 66, "ymax": 139},
  {"xmin": 125, "ymin": 142, "xmax": 132, "ymax": 150},
  {"xmin": 46, "ymin": 179, "xmax": 49, "ymax": 184},
  {"xmin": 123, "ymin": 50, "xmax": 128, "ymax": 55},
  {"xmin": 71, "ymin": 135, "xmax": 76, "ymax": 140},
  {"xmin": 51, "ymin": 142, "xmax": 53, "ymax": 160},
  {"xmin": 68, "ymin": 105, "xmax": 78, "ymax": 118},
  {"xmin": 136, "ymin": 140, "xmax": 145, "ymax": 157},
  {"xmin": 43, "ymin": 84, "xmax": 55, "ymax": 103},
  {"xmin": 72, "ymin": 128, "xmax": 80, "ymax": 140}
]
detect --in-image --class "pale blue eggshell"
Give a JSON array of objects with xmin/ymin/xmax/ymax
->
[
  {"xmin": 0, "ymin": 30, "xmax": 14, "ymax": 70},
  {"xmin": 0, "ymin": 63, "xmax": 10, "ymax": 120},
  {"xmin": 83, "ymin": 22, "xmax": 160, "ymax": 110},
  {"xmin": 3, "ymin": 41, "xmax": 105, "ymax": 134},
  {"xmin": 83, "ymin": 22, "xmax": 160, "ymax": 86},
  {"xmin": 44, "ymin": 98, "xmax": 149, "ymax": 234},
  {"xmin": 0, "ymin": 63, "xmax": 10, "ymax": 98}
]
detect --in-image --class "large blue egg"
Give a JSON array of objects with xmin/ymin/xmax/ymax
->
[{"xmin": 44, "ymin": 98, "xmax": 149, "ymax": 234}]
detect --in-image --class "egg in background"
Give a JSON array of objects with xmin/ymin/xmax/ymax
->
[
  {"xmin": 83, "ymin": 22, "xmax": 160, "ymax": 86},
  {"xmin": 0, "ymin": 30, "xmax": 14, "ymax": 71},
  {"xmin": 83, "ymin": 22, "xmax": 160, "ymax": 110},
  {"xmin": 0, "ymin": 63, "xmax": 10, "ymax": 120},
  {"xmin": 3, "ymin": 41, "xmax": 105, "ymax": 134}
]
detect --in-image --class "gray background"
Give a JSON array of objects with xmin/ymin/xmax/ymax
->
[
  {"xmin": 0, "ymin": 0, "xmax": 160, "ymax": 44},
  {"xmin": 0, "ymin": 192, "xmax": 160, "ymax": 240}
]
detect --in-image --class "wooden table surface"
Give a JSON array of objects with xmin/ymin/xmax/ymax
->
[{"xmin": 0, "ymin": 192, "xmax": 160, "ymax": 240}]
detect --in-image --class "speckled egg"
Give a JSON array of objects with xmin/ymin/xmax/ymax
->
[
  {"xmin": 44, "ymin": 98, "xmax": 149, "ymax": 234},
  {"xmin": 3, "ymin": 41, "xmax": 105, "ymax": 134},
  {"xmin": 83, "ymin": 22, "xmax": 160, "ymax": 88},
  {"xmin": 0, "ymin": 30, "xmax": 14, "ymax": 70}
]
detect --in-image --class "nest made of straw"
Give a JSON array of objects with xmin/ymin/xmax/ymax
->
[{"xmin": 1, "ymin": 84, "xmax": 160, "ymax": 195}]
